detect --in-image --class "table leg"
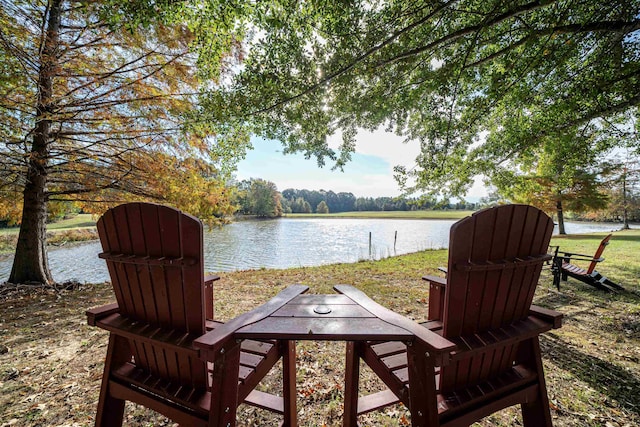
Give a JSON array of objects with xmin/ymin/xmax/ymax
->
[
  {"xmin": 343, "ymin": 341, "xmax": 360, "ymax": 427},
  {"xmin": 282, "ymin": 340, "xmax": 297, "ymax": 427}
]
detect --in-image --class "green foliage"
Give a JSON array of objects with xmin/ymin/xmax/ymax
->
[
  {"xmin": 0, "ymin": 1, "xmax": 246, "ymax": 222},
  {"xmin": 493, "ymin": 128, "xmax": 612, "ymax": 217},
  {"xmin": 279, "ymin": 188, "xmax": 476, "ymax": 213},
  {"xmin": 237, "ymin": 178, "xmax": 283, "ymax": 218},
  {"xmin": 197, "ymin": 0, "xmax": 640, "ymax": 198},
  {"xmin": 586, "ymin": 156, "xmax": 640, "ymax": 224},
  {"xmin": 101, "ymin": 0, "xmax": 251, "ymax": 81},
  {"xmin": 285, "ymin": 210, "xmax": 472, "ymax": 220},
  {"xmin": 315, "ymin": 200, "xmax": 329, "ymax": 214},
  {"xmin": 1, "ymin": 0, "xmax": 251, "ymax": 283},
  {"xmin": 46, "ymin": 202, "xmax": 81, "ymax": 223}
]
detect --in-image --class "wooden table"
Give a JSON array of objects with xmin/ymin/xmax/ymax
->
[{"xmin": 194, "ymin": 284, "xmax": 454, "ymax": 425}]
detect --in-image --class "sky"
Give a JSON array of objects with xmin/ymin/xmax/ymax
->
[{"xmin": 235, "ymin": 128, "xmax": 489, "ymax": 199}]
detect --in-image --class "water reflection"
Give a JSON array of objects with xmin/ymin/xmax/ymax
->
[
  {"xmin": 0, "ymin": 218, "xmax": 629, "ymax": 284},
  {"xmin": 202, "ymin": 218, "xmax": 453, "ymax": 272}
]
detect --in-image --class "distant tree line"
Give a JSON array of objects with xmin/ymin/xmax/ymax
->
[
  {"xmin": 281, "ymin": 188, "xmax": 477, "ymax": 213},
  {"xmin": 234, "ymin": 179, "xmax": 479, "ymax": 217}
]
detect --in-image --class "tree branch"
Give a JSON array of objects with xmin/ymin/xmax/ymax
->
[{"xmin": 247, "ymin": 0, "xmax": 461, "ymax": 116}]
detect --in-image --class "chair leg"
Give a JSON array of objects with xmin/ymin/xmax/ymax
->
[
  {"xmin": 427, "ymin": 283, "xmax": 445, "ymax": 321},
  {"xmin": 209, "ymin": 341, "xmax": 242, "ymax": 427},
  {"xmin": 602, "ymin": 276, "xmax": 624, "ymax": 291},
  {"xmin": 343, "ymin": 341, "xmax": 360, "ymax": 427},
  {"xmin": 520, "ymin": 337, "xmax": 553, "ymax": 427},
  {"xmin": 592, "ymin": 272, "xmax": 624, "ymax": 292},
  {"xmin": 204, "ymin": 278, "xmax": 214, "ymax": 320},
  {"xmin": 552, "ymin": 269, "xmax": 561, "ymax": 290},
  {"xmin": 95, "ymin": 334, "xmax": 129, "ymax": 427},
  {"xmin": 551, "ymin": 257, "xmax": 562, "ymax": 290},
  {"xmin": 95, "ymin": 383, "xmax": 125, "ymax": 427},
  {"xmin": 406, "ymin": 342, "xmax": 439, "ymax": 427},
  {"xmin": 282, "ymin": 340, "xmax": 297, "ymax": 427},
  {"xmin": 582, "ymin": 273, "xmax": 612, "ymax": 292}
]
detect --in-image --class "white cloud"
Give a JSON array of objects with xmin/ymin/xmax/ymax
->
[
  {"xmin": 328, "ymin": 128, "xmax": 421, "ymax": 168},
  {"xmin": 237, "ymin": 130, "xmax": 489, "ymax": 199}
]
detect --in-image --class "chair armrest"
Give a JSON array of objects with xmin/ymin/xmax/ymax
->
[
  {"xmin": 556, "ymin": 250, "xmax": 600, "ymax": 261},
  {"xmin": 334, "ymin": 284, "xmax": 456, "ymax": 366},
  {"xmin": 421, "ymin": 275, "xmax": 447, "ymax": 321},
  {"xmin": 204, "ymin": 274, "xmax": 220, "ymax": 320},
  {"xmin": 559, "ymin": 255, "xmax": 604, "ymax": 264},
  {"xmin": 205, "ymin": 274, "xmax": 220, "ymax": 284},
  {"xmin": 421, "ymin": 267, "xmax": 448, "ymax": 284},
  {"xmin": 194, "ymin": 284, "xmax": 309, "ymax": 358},
  {"xmin": 422, "ymin": 275, "xmax": 446, "ymax": 288},
  {"xmin": 86, "ymin": 302, "xmax": 119, "ymax": 326},
  {"xmin": 530, "ymin": 305, "xmax": 563, "ymax": 329}
]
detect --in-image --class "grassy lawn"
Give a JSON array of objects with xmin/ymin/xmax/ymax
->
[
  {"xmin": 0, "ymin": 213, "xmax": 96, "ymax": 236},
  {"xmin": 0, "ymin": 230, "xmax": 638, "ymax": 426},
  {"xmin": 46, "ymin": 214, "xmax": 96, "ymax": 230},
  {"xmin": 284, "ymin": 210, "xmax": 473, "ymax": 220},
  {"xmin": 0, "ymin": 214, "xmax": 97, "ymax": 253}
]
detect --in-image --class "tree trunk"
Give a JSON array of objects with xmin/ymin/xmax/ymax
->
[
  {"xmin": 556, "ymin": 199, "xmax": 566, "ymax": 235},
  {"xmin": 8, "ymin": 0, "xmax": 62, "ymax": 285},
  {"xmin": 9, "ymin": 172, "xmax": 52, "ymax": 284},
  {"xmin": 622, "ymin": 166, "xmax": 630, "ymax": 230}
]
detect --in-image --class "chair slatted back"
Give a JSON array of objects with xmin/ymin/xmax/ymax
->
[
  {"xmin": 440, "ymin": 204, "xmax": 554, "ymax": 392},
  {"xmin": 97, "ymin": 203, "xmax": 207, "ymax": 389},
  {"xmin": 587, "ymin": 234, "xmax": 612, "ymax": 274}
]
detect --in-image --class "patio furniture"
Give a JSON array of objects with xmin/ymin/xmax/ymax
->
[
  {"xmin": 194, "ymin": 283, "xmax": 456, "ymax": 425},
  {"xmin": 343, "ymin": 204, "xmax": 563, "ymax": 427},
  {"xmin": 551, "ymin": 234, "xmax": 624, "ymax": 292},
  {"xmin": 86, "ymin": 202, "xmax": 296, "ymax": 427}
]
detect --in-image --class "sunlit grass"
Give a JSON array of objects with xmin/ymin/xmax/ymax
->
[
  {"xmin": 47, "ymin": 213, "xmax": 96, "ymax": 230},
  {"xmin": 0, "ymin": 213, "xmax": 96, "ymax": 236},
  {"xmin": 0, "ymin": 214, "xmax": 98, "ymax": 252}
]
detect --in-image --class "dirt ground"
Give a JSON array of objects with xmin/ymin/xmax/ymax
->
[{"xmin": 1, "ymin": 267, "xmax": 639, "ymax": 426}]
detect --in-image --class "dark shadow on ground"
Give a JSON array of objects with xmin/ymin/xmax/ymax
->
[
  {"xmin": 535, "ymin": 277, "xmax": 640, "ymax": 309},
  {"xmin": 541, "ymin": 333, "xmax": 640, "ymax": 417}
]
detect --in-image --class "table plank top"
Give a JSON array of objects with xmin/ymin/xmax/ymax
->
[
  {"xmin": 236, "ymin": 316, "xmax": 413, "ymax": 341},
  {"xmin": 271, "ymin": 302, "xmax": 372, "ymax": 319},
  {"xmin": 234, "ymin": 290, "xmax": 417, "ymax": 341},
  {"xmin": 196, "ymin": 284, "xmax": 455, "ymax": 364}
]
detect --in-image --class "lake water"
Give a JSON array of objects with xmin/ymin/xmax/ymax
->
[{"xmin": 0, "ymin": 218, "xmax": 628, "ymax": 284}]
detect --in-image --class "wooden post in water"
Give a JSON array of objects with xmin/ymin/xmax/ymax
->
[
  {"xmin": 369, "ymin": 232, "xmax": 372, "ymax": 258},
  {"xmin": 394, "ymin": 230, "xmax": 397, "ymax": 254}
]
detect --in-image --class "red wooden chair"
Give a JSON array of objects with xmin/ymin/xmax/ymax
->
[
  {"xmin": 551, "ymin": 234, "xmax": 623, "ymax": 292},
  {"xmin": 86, "ymin": 203, "xmax": 297, "ymax": 427},
  {"xmin": 344, "ymin": 204, "xmax": 563, "ymax": 427}
]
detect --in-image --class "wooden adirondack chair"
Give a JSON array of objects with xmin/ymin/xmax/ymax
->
[
  {"xmin": 344, "ymin": 204, "xmax": 563, "ymax": 427},
  {"xmin": 551, "ymin": 234, "xmax": 623, "ymax": 292},
  {"xmin": 86, "ymin": 203, "xmax": 297, "ymax": 427}
]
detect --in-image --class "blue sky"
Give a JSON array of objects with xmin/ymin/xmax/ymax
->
[{"xmin": 235, "ymin": 129, "xmax": 488, "ymax": 199}]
